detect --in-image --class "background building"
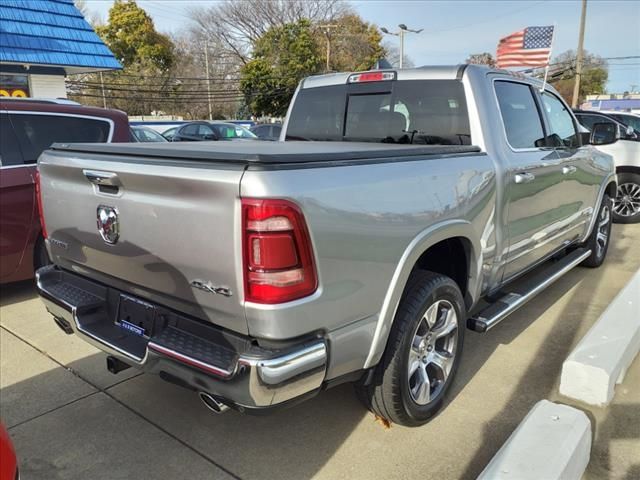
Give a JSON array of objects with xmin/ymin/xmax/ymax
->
[
  {"xmin": 581, "ymin": 93, "xmax": 640, "ymax": 113},
  {"xmin": 0, "ymin": 0, "xmax": 120, "ymax": 99}
]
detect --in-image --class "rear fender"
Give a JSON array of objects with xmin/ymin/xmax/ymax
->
[{"xmin": 363, "ymin": 220, "xmax": 480, "ymax": 368}]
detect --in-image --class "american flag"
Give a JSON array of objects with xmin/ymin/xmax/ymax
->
[{"xmin": 496, "ymin": 26, "xmax": 554, "ymax": 68}]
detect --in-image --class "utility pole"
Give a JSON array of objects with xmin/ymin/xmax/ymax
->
[
  {"xmin": 99, "ymin": 71, "xmax": 107, "ymax": 109},
  {"xmin": 572, "ymin": 0, "xmax": 588, "ymax": 108},
  {"xmin": 204, "ymin": 42, "xmax": 213, "ymax": 120}
]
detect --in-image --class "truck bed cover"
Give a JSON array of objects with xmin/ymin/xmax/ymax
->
[{"xmin": 49, "ymin": 141, "xmax": 481, "ymax": 167}]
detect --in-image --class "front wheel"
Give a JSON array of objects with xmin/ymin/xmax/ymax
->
[
  {"xmin": 355, "ymin": 271, "xmax": 465, "ymax": 427},
  {"xmin": 582, "ymin": 194, "xmax": 613, "ymax": 268},
  {"xmin": 612, "ymin": 172, "xmax": 640, "ymax": 224}
]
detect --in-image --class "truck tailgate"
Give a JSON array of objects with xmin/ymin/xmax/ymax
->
[{"xmin": 38, "ymin": 149, "xmax": 248, "ymax": 334}]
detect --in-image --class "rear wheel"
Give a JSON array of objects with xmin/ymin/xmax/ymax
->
[
  {"xmin": 612, "ymin": 172, "xmax": 640, "ymax": 224},
  {"xmin": 582, "ymin": 194, "xmax": 612, "ymax": 268},
  {"xmin": 355, "ymin": 271, "xmax": 465, "ymax": 426}
]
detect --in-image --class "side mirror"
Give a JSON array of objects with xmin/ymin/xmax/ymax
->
[
  {"xmin": 590, "ymin": 123, "xmax": 619, "ymax": 146},
  {"xmin": 203, "ymin": 133, "xmax": 217, "ymax": 141}
]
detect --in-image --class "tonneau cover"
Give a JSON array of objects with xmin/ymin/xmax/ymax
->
[{"xmin": 50, "ymin": 141, "xmax": 481, "ymax": 165}]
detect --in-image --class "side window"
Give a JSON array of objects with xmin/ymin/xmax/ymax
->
[
  {"xmin": 494, "ymin": 81, "xmax": 546, "ymax": 149},
  {"xmin": 9, "ymin": 114, "xmax": 111, "ymax": 164},
  {"xmin": 197, "ymin": 124, "xmax": 215, "ymax": 138},
  {"xmin": 575, "ymin": 114, "xmax": 614, "ymax": 131},
  {"xmin": 0, "ymin": 113, "xmax": 24, "ymax": 166},
  {"xmin": 541, "ymin": 93, "xmax": 579, "ymax": 147},
  {"xmin": 181, "ymin": 124, "xmax": 198, "ymax": 136}
]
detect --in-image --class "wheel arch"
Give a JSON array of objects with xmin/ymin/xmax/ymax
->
[
  {"xmin": 616, "ymin": 165, "xmax": 640, "ymax": 175},
  {"xmin": 363, "ymin": 220, "xmax": 480, "ymax": 368}
]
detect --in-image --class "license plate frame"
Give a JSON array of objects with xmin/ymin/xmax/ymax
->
[{"xmin": 116, "ymin": 294, "xmax": 156, "ymax": 338}]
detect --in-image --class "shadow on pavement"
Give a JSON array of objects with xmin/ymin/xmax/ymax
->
[
  {"xmin": 0, "ymin": 280, "xmax": 38, "ymax": 307},
  {"xmin": 459, "ymin": 234, "xmax": 635, "ymax": 479},
  {"xmin": 2, "ymin": 349, "xmax": 367, "ymax": 480}
]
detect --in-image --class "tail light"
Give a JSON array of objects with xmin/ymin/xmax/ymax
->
[
  {"xmin": 34, "ymin": 169, "xmax": 48, "ymax": 239},
  {"xmin": 242, "ymin": 198, "xmax": 317, "ymax": 304}
]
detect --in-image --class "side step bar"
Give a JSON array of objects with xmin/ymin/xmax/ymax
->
[{"xmin": 468, "ymin": 248, "xmax": 592, "ymax": 333}]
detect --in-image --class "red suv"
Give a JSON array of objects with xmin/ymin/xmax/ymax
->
[{"xmin": 0, "ymin": 99, "xmax": 130, "ymax": 284}]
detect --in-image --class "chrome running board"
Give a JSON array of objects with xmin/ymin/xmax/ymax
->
[{"xmin": 468, "ymin": 248, "xmax": 592, "ymax": 333}]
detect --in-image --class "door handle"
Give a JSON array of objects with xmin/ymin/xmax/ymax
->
[
  {"xmin": 83, "ymin": 170, "xmax": 120, "ymax": 186},
  {"xmin": 562, "ymin": 166, "xmax": 577, "ymax": 175},
  {"xmin": 514, "ymin": 172, "xmax": 535, "ymax": 184}
]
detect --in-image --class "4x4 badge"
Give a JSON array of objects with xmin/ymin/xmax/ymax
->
[{"xmin": 97, "ymin": 205, "xmax": 119, "ymax": 244}]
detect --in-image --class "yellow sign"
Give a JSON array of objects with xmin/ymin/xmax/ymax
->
[{"xmin": 0, "ymin": 89, "xmax": 28, "ymax": 98}]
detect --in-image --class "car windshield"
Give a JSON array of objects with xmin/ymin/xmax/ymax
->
[
  {"xmin": 286, "ymin": 79, "xmax": 471, "ymax": 145},
  {"xmin": 211, "ymin": 123, "xmax": 257, "ymax": 139},
  {"xmin": 610, "ymin": 113, "xmax": 640, "ymax": 133},
  {"xmin": 132, "ymin": 127, "xmax": 167, "ymax": 142}
]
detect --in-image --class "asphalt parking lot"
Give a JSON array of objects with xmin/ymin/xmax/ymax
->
[{"xmin": 1, "ymin": 224, "xmax": 639, "ymax": 480}]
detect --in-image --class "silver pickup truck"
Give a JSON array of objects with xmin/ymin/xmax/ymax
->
[{"xmin": 36, "ymin": 65, "xmax": 618, "ymax": 426}]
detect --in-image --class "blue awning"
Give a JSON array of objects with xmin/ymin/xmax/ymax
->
[{"xmin": 0, "ymin": 0, "xmax": 121, "ymax": 73}]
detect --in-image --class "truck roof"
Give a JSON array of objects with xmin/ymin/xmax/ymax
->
[
  {"xmin": 49, "ymin": 141, "xmax": 481, "ymax": 168},
  {"xmin": 301, "ymin": 64, "xmax": 544, "ymax": 89}
]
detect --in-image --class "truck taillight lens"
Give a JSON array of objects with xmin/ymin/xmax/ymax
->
[
  {"xmin": 34, "ymin": 169, "xmax": 48, "ymax": 239},
  {"xmin": 242, "ymin": 198, "xmax": 317, "ymax": 304}
]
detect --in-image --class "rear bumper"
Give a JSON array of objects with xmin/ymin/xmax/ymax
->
[{"xmin": 36, "ymin": 265, "xmax": 327, "ymax": 410}]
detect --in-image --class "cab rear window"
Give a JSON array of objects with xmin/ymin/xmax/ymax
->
[{"xmin": 286, "ymin": 80, "xmax": 471, "ymax": 145}]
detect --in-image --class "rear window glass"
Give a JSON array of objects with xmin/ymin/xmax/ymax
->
[
  {"xmin": 286, "ymin": 80, "xmax": 471, "ymax": 145},
  {"xmin": 9, "ymin": 114, "xmax": 111, "ymax": 164}
]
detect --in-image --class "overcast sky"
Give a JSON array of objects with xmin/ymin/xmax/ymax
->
[{"xmin": 85, "ymin": 0, "xmax": 640, "ymax": 93}]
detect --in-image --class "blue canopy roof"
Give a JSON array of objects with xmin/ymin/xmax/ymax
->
[{"xmin": 0, "ymin": 0, "xmax": 121, "ymax": 73}]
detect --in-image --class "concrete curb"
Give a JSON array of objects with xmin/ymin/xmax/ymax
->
[
  {"xmin": 477, "ymin": 400, "xmax": 591, "ymax": 480},
  {"xmin": 559, "ymin": 269, "xmax": 640, "ymax": 406}
]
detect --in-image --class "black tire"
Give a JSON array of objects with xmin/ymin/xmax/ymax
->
[
  {"xmin": 33, "ymin": 236, "xmax": 51, "ymax": 271},
  {"xmin": 355, "ymin": 271, "xmax": 465, "ymax": 426},
  {"xmin": 612, "ymin": 172, "xmax": 640, "ymax": 224},
  {"xmin": 582, "ymin": 194, "xmax": 613, "ymax": 268}
]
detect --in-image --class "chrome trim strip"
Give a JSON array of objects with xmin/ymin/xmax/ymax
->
[
  {"xmin": 147, "ymin": 342, "xmax": 235, "ymax": 378},
  {"xmin": 473, "ymin": 249, "xmax": 592, "ymax": 332}
]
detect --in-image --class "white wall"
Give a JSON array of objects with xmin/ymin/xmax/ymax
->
[{"xmin": 29, "ymin": 74, "xmax": 66, "ymax": 98}]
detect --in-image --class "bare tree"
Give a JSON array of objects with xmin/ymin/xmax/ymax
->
[
  {"xmin": 188, "ymin": 0, "xmax": 350, "ymax": 63},
  {"xmin": 465, "ymin": 53, "xmax": 495, "ymax": 67},
  {"xmin": 383, "ymin": 40, "xmax": 414, "ymax": 69}
]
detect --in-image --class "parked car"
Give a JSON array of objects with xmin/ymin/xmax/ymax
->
[
  {"xmin": 171, "ymin": 121, "xmax": 257, "ymax": 142},
  {"xmin": 601, "ymin": 110, "xmax": 640, "ymax": 134},
  {"xmin": 161, "ymin": 126, "xmax": 178, "ymax": 141},
  {"xmin": 0, "ymin": 422, "xmax": 18, "ymax": 480},
  {"xmin": 574, "ymin": 109, "xmax": 640, "ymax": 223},
  {"xmin": 35, "ymin": 65, "xmax": 616, "ymax": 427},
  {"xmin": 250, "ymin": 123, "xmax": 282, "ymax": 141},
  {"xmin": 0, "ymin": 98, "xmax": 130, "ymax": 284},
  {"xmin": 131, "ymin": 125, "xmax": 168, "ymax": 143}
]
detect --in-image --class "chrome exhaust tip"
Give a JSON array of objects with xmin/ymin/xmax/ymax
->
[{"xmin": 198, "ymin": 392, "xmax": 230, "ymax": 414}]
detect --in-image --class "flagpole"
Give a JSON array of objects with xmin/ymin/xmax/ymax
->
[{"xmin": 540, "ymin": 23, "xmax": 556, "ymax": 92}]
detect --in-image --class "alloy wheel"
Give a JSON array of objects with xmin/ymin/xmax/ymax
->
[
  {"xmin": 596, "ymin": 203, "xmax": 611, "ymax": 258},
  {"xmin": 407, "ymin": 299, "xmax": 458, "ymax": 405},
  {"xmin": 613, "ymin": 182, "xmax": 640, "ymax": 218}
]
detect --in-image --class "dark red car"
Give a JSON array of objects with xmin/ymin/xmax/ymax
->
[
  {"xmin": 0, "ymin": 99, "xmax": 130, "ymax": 284},
  {"xmin": 0, "ymin": 422, "xmax": 18, "ymax": 480}
]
